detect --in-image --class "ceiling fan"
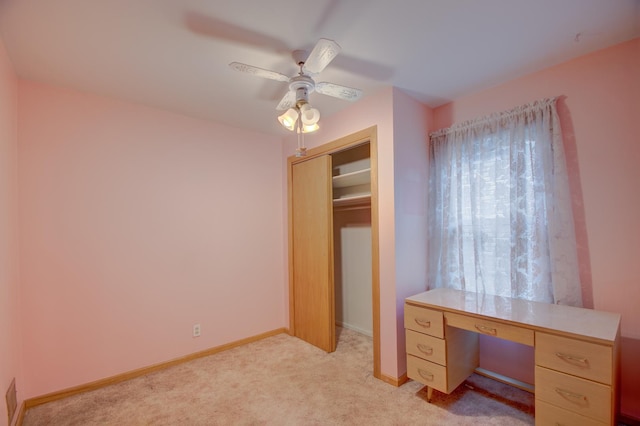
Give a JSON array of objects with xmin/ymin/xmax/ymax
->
[{"xmin": 229, "ymin": 38, "xmax": 363, "ymax": 127}]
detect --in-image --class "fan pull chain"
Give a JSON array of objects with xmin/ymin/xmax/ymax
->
[{"xmin": 296, "ymin": 112, "xmax": 307, "ymax": 157}]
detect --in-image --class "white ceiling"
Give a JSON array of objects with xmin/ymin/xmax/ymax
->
[{"xmin": 0, "ymin": 0, "xmax": 638, "ymax": 136}]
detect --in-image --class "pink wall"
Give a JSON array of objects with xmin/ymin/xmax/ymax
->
[
  {"xmin": 283, "ymin": 87, "xmax": 434, "ymax": 379},
  {"xmin": 390, "ymin": 89, "xmax": 432, "ymax": 376},
  {"xmin": 0, "ymin": 38, "xmax": 22, "ymax": 425},
  {"xmin": 433, "ymin": 38, "xmax": 640, "ymax": 419},
  {"xmin": 18, "ymin": 81, "xmax": 287, "ymax": 398}
]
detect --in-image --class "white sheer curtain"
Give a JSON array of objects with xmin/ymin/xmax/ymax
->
[{"xmin": 428, "ymin": 98, "xmax": 582, "ymax": 306}]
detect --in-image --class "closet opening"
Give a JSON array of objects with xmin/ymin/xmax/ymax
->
[{"xmin": 332, "ymin": 143, "xmax": 372, "ymax": 338}]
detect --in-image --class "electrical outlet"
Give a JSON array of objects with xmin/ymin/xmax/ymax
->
[{"xmin": 192, "ymin": 324, "xmax": 201, "ymax": 337}]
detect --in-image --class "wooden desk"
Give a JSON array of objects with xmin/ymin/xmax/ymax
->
[{"xmin": 405, "ymin": 288, "xmax": 620, "ymax": 426}]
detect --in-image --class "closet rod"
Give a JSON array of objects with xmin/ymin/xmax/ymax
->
[{"xmin": 333, "ymin": 204, "xmax": 371, "ymax": 212}]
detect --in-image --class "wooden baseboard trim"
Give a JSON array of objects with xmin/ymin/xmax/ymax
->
[
  {"xmin": 14, "ymin": 400, "xmax": 25, "ymax": 426},
  {"xmin": 24, "ymin": 328, "xmax": 288, "ymax": 409},
  {"xmin": 378, "ymin": 372, "xmax": 408, "ymax": 387}
]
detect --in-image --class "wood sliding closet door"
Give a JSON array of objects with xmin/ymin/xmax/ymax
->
[{"xmin": 291, "ymin": 155, "xmax": 336, "ymax": 352}]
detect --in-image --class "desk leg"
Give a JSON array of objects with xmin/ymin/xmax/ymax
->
[{"xmin": 427, "ymin": 386, "xmax": 433, "ymax": 402}]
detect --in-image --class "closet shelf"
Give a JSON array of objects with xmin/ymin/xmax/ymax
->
[
  {"xmin": 332, "ymin": 168, "xmax": 371, "ymax": 188},
  {"xmin": 333, "ymin": 194, "xmax": 371, "ymax": 207}
]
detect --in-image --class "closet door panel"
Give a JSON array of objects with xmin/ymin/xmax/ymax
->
[{"xmin": 292, "ymin": 155, "xmax": 335, "ymax": 352}]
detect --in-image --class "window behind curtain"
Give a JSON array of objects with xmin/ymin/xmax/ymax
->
[{"xmin": 428, "ymin": 98, "xmax": 582, "ymax": 306}]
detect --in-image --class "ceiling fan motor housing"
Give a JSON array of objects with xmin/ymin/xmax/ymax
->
[{"xmin": 290, "ymin": 75, "xmax": 315, "ymax": 107}]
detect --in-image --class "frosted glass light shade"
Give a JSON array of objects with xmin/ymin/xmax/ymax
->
[
  {"xmin": 300, "ymin": 104, "xmax": 320, "ymax": 126},
  {"xmin": 301, "ymin": 123, "xmax": 319, "ymax": 133},
  {"xmin": 278, "ymin": 108, "xmax": 299, "ymax": 131}
]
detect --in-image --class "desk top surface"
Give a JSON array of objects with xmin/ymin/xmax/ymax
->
[{"xmin": 406, "ymin": 288, "xmax": 620, "ymax": 344}]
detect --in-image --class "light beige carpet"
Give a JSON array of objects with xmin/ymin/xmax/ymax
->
[{"xmin": 23, "ymin": 328, "xmax": 534, "ymax": 425}]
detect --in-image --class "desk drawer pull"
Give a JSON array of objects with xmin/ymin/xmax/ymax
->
[
  {"xmin": 414, "ymin": 318, "xmax": 431, "ymax": 328},
  {"xmin": 554, "ymin": 352, "xmax": 589, "ymax": 368},
  {"xmin": 554, "ymin": 387, "xmax": 588, "ymax": 406},
  {"xmin": 474, "ymin": 324, "xmax": 497, "ymax": 336},
  {"xmin": 416, "ymin": 344, "xmax": 433, "ymax": 356},
  {"xmin": 418, "ymin": 369, "xmax": 434, "ymax": 381}
]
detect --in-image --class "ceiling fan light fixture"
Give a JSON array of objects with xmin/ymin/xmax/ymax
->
[
  {"xmin": 278, "ymin": 108, "xmax": 299, "ymax": 131},
  {"xmin": 231, "ymin": 38, "xmax": 362, "ymax": 146},
  {"xmin": 299, "ymin": 103, "xmax": 320, "ymax": 126},
  {"xmin": 301, "ymin": 122, "xmax": 319, "ymax": 133}
]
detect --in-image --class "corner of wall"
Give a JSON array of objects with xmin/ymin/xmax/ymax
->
[{"xmin": 0, "ymin": 34, "xmax": 24, "ymax": 426}]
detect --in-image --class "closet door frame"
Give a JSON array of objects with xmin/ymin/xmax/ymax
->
[{"xmin": 287, "ymin": 125, "xmax": 381, "ymax": 380}]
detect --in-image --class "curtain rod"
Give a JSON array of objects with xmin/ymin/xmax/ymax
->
[{"xmin": 429, "ymin": 96, "xmax": 558, "ymax": 140}]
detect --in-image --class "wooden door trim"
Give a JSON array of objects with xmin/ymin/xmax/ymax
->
[{"xmin": 287, "ymin": 125, "xmax": 381, "ymax": 380}]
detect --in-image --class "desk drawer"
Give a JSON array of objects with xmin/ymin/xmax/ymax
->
[
  {"xmin": 407, "ymin": 354, "xmax": 448, "ymax": 393},
  {"xmin": 405, "ymin": 304, "xmax": 444, "ymax": 338},
  {"xmin": 406, "ymin": 329, "xmax": 446, "ymax": 365},
  {"xmin": 445, "ymin": 312, "xmax": 534, "ymax": 346},
  {"xmin": 535, "ymin": 332, "xmax": 612, "ymax": 384},
  {"xmin": 535, "ymin": 399, "xmax": 607, "ymax": 426},
  {"xmin": 535, "ymin": 366, "xmax": 611, "ymax": 423}
]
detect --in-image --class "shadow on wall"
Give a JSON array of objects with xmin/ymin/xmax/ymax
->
[
  {"xmin": 557, "ymin": 96, "xmax": 594, "ymax": 308},
  {"xmin": 621, "ymin": 337, "xmax": 640, "ymax": 421}
]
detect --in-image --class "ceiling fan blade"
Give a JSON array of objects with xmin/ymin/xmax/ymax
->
[
  {"xmin": 315, "ymin": 82, "xmax": 363, "ymax": 101},
  {"xmin": 276, "ymin": 90, "xmax": 296, "ymax": 111},
  {"xmin": 229, "ymin": 62, "xmax": 290, "ymax": 82},
  {"xmin": 303, "ymin": 38, "xmax": 341, "ymax": 74}
]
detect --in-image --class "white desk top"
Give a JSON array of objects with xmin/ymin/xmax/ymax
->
[{"xmin": 406, "ymin": 288, "xmax": 620, "ymax": 345}]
